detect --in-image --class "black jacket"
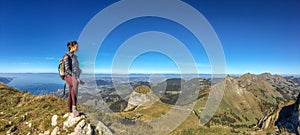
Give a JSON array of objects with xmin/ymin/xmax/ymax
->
[{"xmin": 63, "ymin": 52, "xmax": 82, "ymax": 79}]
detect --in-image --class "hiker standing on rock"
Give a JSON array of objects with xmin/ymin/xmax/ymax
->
[{"xmin": 64, "ymin": 41, "xmax": 84, "ymax": 117}]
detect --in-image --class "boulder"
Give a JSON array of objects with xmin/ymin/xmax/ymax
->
[
  {"xmin": 51, "ymin": 115, "xmax": 58, "ymax": 126},
  {"xmin": 63, "ymin": 113, "xmax": 83, "ymax": 129},
  {"xmin": 95, "ymin": 121, "xmax": 113, "ymax": 135},
  {"xmin": 69, "ymin": 120, "xmax": 94, "ymax": 135}
]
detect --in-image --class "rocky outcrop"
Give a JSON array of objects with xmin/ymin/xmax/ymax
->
[
  {"xmin": 26, "ymin": 113, "xmax": 113, "ymax": 135},
  {"xmin": 275, "ymin": 92, "xmax": 300, "ymax": 135},
  {"xmin": 47, "ymin": 113, "xmax": 113, "ymax": 135},
  {"xmin": 69, "ymin": 120, "xmax": 94, "ymax": 135},
  {"xmin": 257, "ymin": 92, "xmax": 300, "ymax": 134},
  {"xmin": 124, "ymin": 86, "xmax": 159, "ymax": 111}
]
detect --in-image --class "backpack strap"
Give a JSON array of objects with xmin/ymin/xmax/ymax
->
[
  {"xmin": 64, "ymin": 53, "xmax": 73, "ymax": 76},
  {"xmin": 63, "ymin": 83, "xmax": 66, "ymax": 96}
]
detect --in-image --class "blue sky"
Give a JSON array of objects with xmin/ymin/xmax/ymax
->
[{"xmin": 0, "ymin": 0, "xmax": 299, "ymax": 74}]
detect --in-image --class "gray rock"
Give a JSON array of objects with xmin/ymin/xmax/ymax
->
[
  {"xmin": 51, "ymin": 115, "xmax": 58, "ymax": 126},
  {"xmin": 96, "ymin": 121, "xmax": 113, "ymax": 135},
  {"xmin": 73, "ymin": 120, "xmax": 86, "ymax": 134},
  {"xmin": 124, "ymin": 90, "xmax": 159, "ymax": 111},
  {"xmin": 69, "ymin": 120, "xmax": 94, "ymax": 135},
  {"xmin": 63, "ymin": 113, "xmax": 83, "ymax": 129},
  {"xmin": 78, "ymin": 120, "xmax": 86, "ymax": 128},
  {"xmin": 85, "ymin": 124, "xmax": 94, "ymax": 135},
  {"xmin": 63, "ymin": 113, "xmax": 69, "ymax": 118},
  {"xmin": 51, "ymin": 126, "xmax": 60, "ymax": 135}
]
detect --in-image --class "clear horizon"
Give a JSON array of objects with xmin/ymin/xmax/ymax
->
[{"xmin": 1, "ymin": 72, "xmax": 299, "ymax": 76}]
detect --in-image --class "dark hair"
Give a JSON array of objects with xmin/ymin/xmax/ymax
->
[{"xmin": 67, "ymin": 41, "xmax": 78, "ymax": 51}]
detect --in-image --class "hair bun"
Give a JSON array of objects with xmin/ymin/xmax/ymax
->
[{"xmin": 67, "ymin": 41, "xmax": 78, "ymax": 46}]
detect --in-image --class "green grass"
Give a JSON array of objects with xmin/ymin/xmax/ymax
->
[
  {"xmin": 118, "ymin": 101, "xmax": 171, "ymax": 122},
  {"xmin": 170, "ymin": 126, "xmax": 236, "ymax": 135},
  {"xmin": 134, "ymin": 85, "xmax": 151, "ymax": 94},
  {"xmin": 0, "ymin": 82, "xmax": 79, "ymax": 134}
]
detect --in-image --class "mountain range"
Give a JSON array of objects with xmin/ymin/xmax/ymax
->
[{"xmin": 1, "ymin": 73, "xmax": 300, "ymax": 134}]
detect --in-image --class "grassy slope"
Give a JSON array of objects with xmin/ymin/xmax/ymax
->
[
  {"xmin": 0, "ymin": 82, "xmax": 75, "ymax": 134},
  {"xmin": 170, "ymin": 74, "xmax": 291, "ymax": 134},
  {"xmin": 117, "ymin": 75, "xmax": 285, "ymax": 134},
  {"xmin": 0, "ymin": 82, "xmax": 155, "ymax": 135},
  {"xmin": 117, "ymin": 86, "xmax": 239, "ymax": 134}
]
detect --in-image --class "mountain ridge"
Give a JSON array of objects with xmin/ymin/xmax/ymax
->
[{"xmin": 1, "ymin": 72, "xmax": 300, "ymax": 134}]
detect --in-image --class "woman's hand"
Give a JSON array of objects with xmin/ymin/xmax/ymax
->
[{"xmin": 77, "ymin": 78, "xmax": 85, "ymax": 85}]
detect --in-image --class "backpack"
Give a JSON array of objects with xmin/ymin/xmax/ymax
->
[
  {"xmin": 58, "ymin": 54, "xmax": 71, "ymax": 96},
  {"xmin": 58, "ymin": 53, "xmax": 71, "ymax": 80}
]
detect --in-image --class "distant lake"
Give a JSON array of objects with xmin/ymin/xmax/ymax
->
[
  {"xmin": 0, "ymin": 73, "xmax": 248, "ymax": 95},
  {"xmin": 1, "ymin": 73, "xmax": 299, "ymax": 95},
  {"xmin": 0, "ymin": 73, "xmax": 65, "ymax": 95}
]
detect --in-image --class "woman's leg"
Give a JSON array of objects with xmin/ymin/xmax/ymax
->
[
  {"xmin": 65, "ymin": 76, "xmax": 78, "ymax": 113},
  {"xmin": 67, "ymin": 86, "xmax": 72, "ymax": 113}
]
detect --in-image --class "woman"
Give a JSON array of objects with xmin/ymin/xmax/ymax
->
[{"xmin": 64, "ymin": 41, "xmax": 83, "ymax": 117}]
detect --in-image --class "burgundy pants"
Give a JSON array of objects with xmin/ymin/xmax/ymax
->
[{"xmin": 65, "ymin": 75, "xmax": 78, "ymax": 113}]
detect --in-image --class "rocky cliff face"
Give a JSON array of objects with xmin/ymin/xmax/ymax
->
[{"xmin": 257, "ymin": 92, "xmax": 300, "ymax": 134}]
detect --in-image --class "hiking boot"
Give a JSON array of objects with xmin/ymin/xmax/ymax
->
[{"xmin": 72, "ymin": 106, "xmax": 80, "ymax": 117}]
